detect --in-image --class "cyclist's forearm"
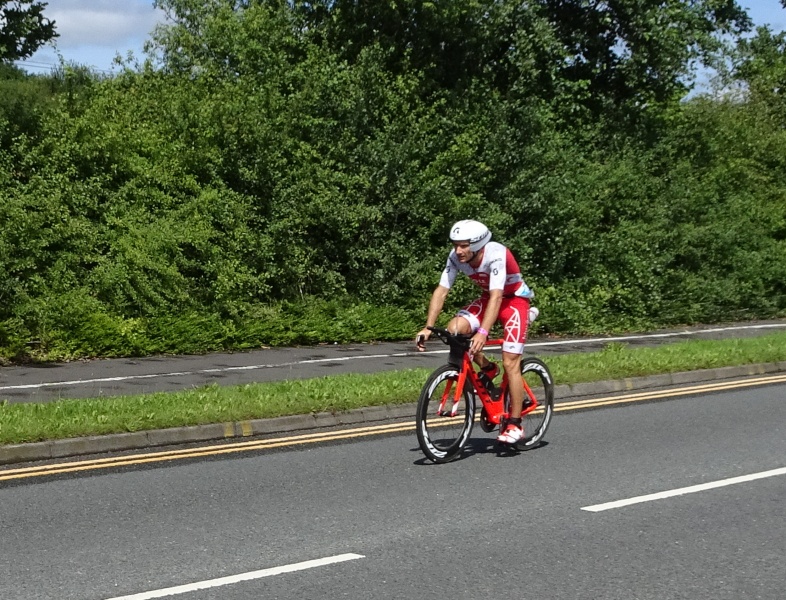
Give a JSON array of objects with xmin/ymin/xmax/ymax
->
[
  {"xmin": 480, "ymin": 291, "xmax": 503, "ymax": 332},
  {"xmin": 425, "ymin": 286, "xmax": 449, "ymax": 326}
]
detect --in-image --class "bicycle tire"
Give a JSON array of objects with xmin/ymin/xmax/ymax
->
[
  {"xmin": 416, "ymin": 364, "xmax": 476, "ymax": 463},
  {"xmin": 507, "ymin": 357, "xmax": 555, "ymax": 448}
]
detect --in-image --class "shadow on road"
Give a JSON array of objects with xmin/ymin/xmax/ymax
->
[{"xmin": 410, "ymin": 439, "xmax": 551, "ymax": 465}]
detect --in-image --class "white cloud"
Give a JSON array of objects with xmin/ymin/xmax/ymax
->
[
  {"xmin": 46, "ymin": 0, "xmax": 165, "ymax": 50},
  {"xmin": 19, "ymin": 0, "xmax": 166, "ymax": 72}
]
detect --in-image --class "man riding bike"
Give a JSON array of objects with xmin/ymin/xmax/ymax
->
[{"xmin": 416, "ymin": 220, "xmax": 536, "ymax": 444}]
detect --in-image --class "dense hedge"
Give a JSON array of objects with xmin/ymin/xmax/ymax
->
[{"xmin": 0, "ymin": 1, "xmax": 784, "ymax": 361}]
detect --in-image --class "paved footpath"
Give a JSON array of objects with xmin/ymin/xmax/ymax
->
[{"xmin": 1, "ymin": 319, "xmax": 785, "ymax": 466}]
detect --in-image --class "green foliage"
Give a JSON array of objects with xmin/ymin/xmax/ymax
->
[
  {"xmin": 0, "ymin": 0, "xmax": 57, "ymax": 62},
  {"xmin": 0, "ymin": 63, "xmax": 54, "ymax": 148},
  {"xmin": 0, "ymin": 0, "xmax": 784, "ymax": 361},
  {"xmin": 0, "ymin": 295, "xmax": 422, "ymax": 362},
  {"xmin": 533, "ymin": 0, "xmax": 751, "ymax": 122},
  {"xmin": 733, "ymin": 26, "xmax": 786, "ymax": 119}
]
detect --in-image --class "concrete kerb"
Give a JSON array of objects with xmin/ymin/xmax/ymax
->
[{"xmin": 2, "ymin": 361, "xmax": 785, "ymax": 466}]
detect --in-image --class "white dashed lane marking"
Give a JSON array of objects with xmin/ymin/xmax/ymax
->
[{"xmin": 104, "ymin": 553, "xmax": 365, "ymax": 600}]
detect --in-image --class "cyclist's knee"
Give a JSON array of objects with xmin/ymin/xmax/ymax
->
[
  {"xmin": 447, "ymin": 316, "xmax": 472, "ymax": 335},
  {"xmin": 501, "ymin": 351, "xmax": 522, "ymax": 372}
]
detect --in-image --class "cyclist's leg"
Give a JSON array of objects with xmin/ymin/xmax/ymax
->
[
  {"xmin": 446, "ymin": 314, "xmax": 472, "ymax": 335},
  {"xmin": 499, "ymin": 297, "xmax": 530, "ymax": 419},
  {"xmin": 450, "ymin": 298, "xmax": 494, "ymax": 369},
  {"xmin": 502, "ymin": 351, "xmax": 524, "ymax": 417}
]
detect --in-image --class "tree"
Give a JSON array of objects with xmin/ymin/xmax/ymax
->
[
  {"xmin": 284, "ymin": 0, "xmax": 754, "ymax": 128},
  {"xmin": 733, "ymin": 26, "xmax": 786, "ymax": 117},
  {"xmin": 526, "ymin": 0, "xmax": 752, "ymax": 124},
  {"xmin": 0, "ymin": 0, "xmax": 57, "ymax": 62},
  {"xmin": 151, "ymin": 1, "xmax": 752, "ymax": 114}
]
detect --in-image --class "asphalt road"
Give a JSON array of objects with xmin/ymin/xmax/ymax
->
[
  {"xmin": 1, "ymin": 381, "xmax": 783, "ymax": 600},
  {"xmin": 2, "ymin": 319, "xmax": 785, "ymax": 403}
]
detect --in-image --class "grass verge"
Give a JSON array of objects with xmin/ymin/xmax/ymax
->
[{"xmin": 2, "ymin": 331, "xmax": 786, "ymax": 446}]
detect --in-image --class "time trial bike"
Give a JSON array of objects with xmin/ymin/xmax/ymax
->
[{"xmin": 416, "ymin": 326, "xmax": 554, "ymax": 463}]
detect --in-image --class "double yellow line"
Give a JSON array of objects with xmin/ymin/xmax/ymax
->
[{"xmin": 2, "ymin": 373, "xmax": 784, "ymax": 482}]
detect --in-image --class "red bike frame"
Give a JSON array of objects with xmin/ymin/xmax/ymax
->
[{"xmin": 436, "ymin": 337, "xmax": 540, "ymax": 425}]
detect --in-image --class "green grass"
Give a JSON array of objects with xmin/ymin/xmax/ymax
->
[{"xmin": 1, "ymin": 331, "xmax": 786, "ymax": 446}]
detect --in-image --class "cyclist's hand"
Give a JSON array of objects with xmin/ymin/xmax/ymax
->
[
  {"xmin": 470, "ymin": 331, "xmax": 487, "ymax": 356},
  {"xmin": 416, "ymin": 329, "xmax": 431, "ymax": 351}
]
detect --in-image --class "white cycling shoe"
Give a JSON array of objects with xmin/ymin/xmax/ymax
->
[{"xmin": 496, "ymin": 424, "xmax": 524, "ymax": 444}]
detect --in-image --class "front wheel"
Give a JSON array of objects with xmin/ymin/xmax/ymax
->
[
  {"xmin": 508, "ymin": 357, "xmax": 555, "ymax": 448},
  {"xmin": 416, "ymin": 365, "xmax": 476, "ymax": 463}
]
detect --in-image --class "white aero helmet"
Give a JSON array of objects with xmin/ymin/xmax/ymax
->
[{"xmin": 450, "ymin": 220, "xmax": 491, "ymax": 252}]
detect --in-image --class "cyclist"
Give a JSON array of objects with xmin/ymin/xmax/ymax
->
[{"xmin": 416, "ymin": 219, "xmax": 536, "ymax": 444}]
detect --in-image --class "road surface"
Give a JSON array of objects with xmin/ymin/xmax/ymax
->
[{"xmin": 1, "ymin": 379, "xmax": 783, "ymax": 600}]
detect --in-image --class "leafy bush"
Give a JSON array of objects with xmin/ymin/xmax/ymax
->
[{"xmin": 0, "ymin": 3, "xmax": 783, "ymax": 361}]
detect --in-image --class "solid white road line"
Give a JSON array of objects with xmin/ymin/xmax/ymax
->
[
  {"xmin": 527, "ymin": 323, "xmax": 786, "ymax": 347},
  {"xmin": 2, "ymin": 323, "xmax": 785, "ymax": 393},
  {"xmin": 104, "ymin": 553, "xmax": 365, "ymax": 600},
  {"xmin": 581, "ymin": 467, "xmax": 786, "ymax": 512}
]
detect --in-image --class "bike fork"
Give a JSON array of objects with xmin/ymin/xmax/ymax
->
[{"xmin": 437, "ymin": 375, "xmax": 464, "ymax": 417}]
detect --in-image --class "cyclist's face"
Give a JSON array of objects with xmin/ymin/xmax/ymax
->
[{"xmin": 452, "ymin": 241, "xmax": 473, "ymax": 262}]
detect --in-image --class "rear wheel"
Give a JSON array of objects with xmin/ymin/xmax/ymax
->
[
  {"xmin": 506, "ymin": 357, "xmax": 554, "ymax": 448},
  {"xmin": 416, "ymin": 365, "xmax": 476, "ymax": 463}
]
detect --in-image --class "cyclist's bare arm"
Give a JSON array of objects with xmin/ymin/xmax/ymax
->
[
  {"xmin": 416, "ymin": 285, "xmax": 450, "ymax": 350},
  {"xmin": 470, "ymin": 289, "xmax": 502, "ymax": 356}
]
